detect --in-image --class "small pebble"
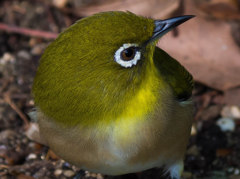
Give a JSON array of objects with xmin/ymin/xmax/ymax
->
[
  {"xmin": 31, "ymin": 44, "xmax": 46, "ymax": 55},
  {"xmin": 17, "ymin": 50, "xmax": 31, "ymax": 60},
  {"xmin": 216, "ymin": 117, "xmax": 235, "ymax": 132},
  {"xmin": 28, "ymin": 99, "xmax": 35, "ymax": 106},
  {"xmin": 27, "ymin": 153, "xmax": 37, "ymax": 160},
  {"xmin": 53, "ymin": 0, "xmax": 68, "ymax": 8},
  {"xmin": 191, "ymin": 125, "xmax": 197, "ymax": 136},
  {"xmin": 29, "ymin": 38, "xmax": 38, "ymax": 47},
  {"xmin": 97, "ymin": 173, "xmax": 104, "ymax": 179},
  {"xmin": 221, "ymin": 106, "xmax": 240, "ymax": 119},
  {"xmin": 62, "ymin": 162, "xmax": 71, "ymax": 169},
  {"xmin": 63, "ymin": 170, "xmax": 75, "ymax": 177},
  {"xmin": 187, "ymin": 145, "xmax": 199, "ymax": 156},
  {"xmin": 234, "ymin": 168, "xmax": 240, "ymax": 175},
  {"xmin": 0, "ymin": 52, "xmax": 15, "ymax": 64},
  {"xmin": 54, "ymin": 169, "xmax": 63, "ymax": 176},
  {"xmin": 85, "ymin": 171, "xmax": 90, "ymax": 177},
  {"xmin": 36, "ymin": 6, "xmax": 44, "ymax": 14},
  {"xmin": 0, "ymin": 145, "xmax": 7, "ymax": 150},
  {"xmin": 0, "ymin": 130, "xmax": 16, "ymax": 141},
  {"xmin": 90, "ymin": 173, "xmax": 97, "ymax": 177}
]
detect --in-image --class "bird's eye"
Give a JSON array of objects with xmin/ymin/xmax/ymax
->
[
  {"xmin": 114, "ymin": 43, "xmax": 141, "ymax": 68},
  {"xmin": 121, "ymin": 47, "xmax": 136, "ymax": 61}
]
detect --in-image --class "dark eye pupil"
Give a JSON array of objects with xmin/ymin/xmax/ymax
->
[
  {"xmin": 121, "ymin": 47, "xmax": 136, "ymax": 61},
  {"xmin": 124, "ymin": 48, "xmax": 134, "ymax": 57}
]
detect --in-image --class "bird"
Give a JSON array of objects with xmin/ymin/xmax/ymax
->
[{"xmin": 32, "ymin": 11, "xmax": 194, "ymax": 179}]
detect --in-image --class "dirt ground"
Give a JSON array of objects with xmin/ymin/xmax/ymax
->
[{"xmin": 0, "ymin": 0, "xmax": 240, "ymax": 179}]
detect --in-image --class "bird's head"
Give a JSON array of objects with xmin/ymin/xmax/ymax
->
[{"xmin": 33, "ymin": 11, "xmax": 193, "ymax": 126}]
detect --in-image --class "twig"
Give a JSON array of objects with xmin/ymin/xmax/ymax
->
[
  {"xmin": 0, "ymin": 78, "xmax": 11, "ymax": 94},
  {"xmin": 0, "ymin": 23, "xmax": 58, "ymax": 39},
  {"xmin": 0, "ymin": 171, "xmax": 8, "ymax": 176},
  {"xmin": 0, "ymin": 164, "xmax": 8, "ymax": 177},
  {"xmin": 11, "ymin": 93, "xmax": 29, "ymax": 99},
  {"xmin": 3, "ymin": 92, "xmax": 30, "ymax": 129},
  {"xmin": 0, "ymin": 164, "xmax": 9, "ymax": 169}
]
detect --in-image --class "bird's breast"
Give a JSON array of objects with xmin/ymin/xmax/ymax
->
[{"xmin": 38, "ymin": 86, "xmax": 193, "ymax": 175}]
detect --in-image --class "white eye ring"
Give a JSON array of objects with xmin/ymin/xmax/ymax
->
[{"xmin": 114, "ymin": 43, "xmax": 141, "ymax": 68}]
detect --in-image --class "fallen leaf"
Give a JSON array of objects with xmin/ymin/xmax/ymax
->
[
  {"xmin": 194, "ymin": 0, "xmax": 240, "ymax": 20},
  {"xmin": 70, "ymin": 0, "xmax": 181, "ymax": 19},
  {"xmin": 46, "ymin": 149, "xmax": 60, "ymax": 160},
  {"xmin": 224, "ymin": 87, "xmax": 240, "ymax": 107},
  {"xmin": 158, "ymin": 0, "xmax": 240, "ymax": 91},
  {"xmin": 216, "ymin": 148, "xmax": 232, "ymax": 157}
]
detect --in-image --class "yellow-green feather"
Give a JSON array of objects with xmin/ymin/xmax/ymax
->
[
  {"xmin": 153, "ymin": 47, "xmax": 193, "ymax": 101},
  {"xmin": 32, "ymin": 11, "xmax": 156, "ymax": 126}
]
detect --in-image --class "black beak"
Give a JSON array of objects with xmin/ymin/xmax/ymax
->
[{"xmin": 148, "ymin": 15, "xmax": 195, "ymax": 43}]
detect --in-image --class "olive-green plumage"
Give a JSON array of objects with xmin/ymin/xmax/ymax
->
[
  {"xmin": 33, "ymin": 12, "xmax": 155, "ymax": 126},
  {"xmin": 153, "ymin": 48, "xmax": 193, "ymax": 101},
  {"xmin": 32, "ymin": 11, "xmax": 194, "ymax": 178}
]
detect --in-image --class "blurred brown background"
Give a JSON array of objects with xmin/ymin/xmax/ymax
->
[{"xmin": 0, "ymin": 0, "xmax": 240, "ymax": 179}]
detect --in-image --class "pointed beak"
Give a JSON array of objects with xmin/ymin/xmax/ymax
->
[{"xmin": 148, "ymin": 15, "xmax": 195, "ymax": 44}]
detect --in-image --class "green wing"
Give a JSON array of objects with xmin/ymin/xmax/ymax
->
[{"xmin": 153, "ymin": 47, "xmax": 194, "ymax": 101}]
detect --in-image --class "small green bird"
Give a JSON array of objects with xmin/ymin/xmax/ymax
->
[{"xmin": 32, "ymin": 11, "xmax": 194, "ymax": 179}]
